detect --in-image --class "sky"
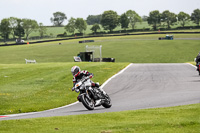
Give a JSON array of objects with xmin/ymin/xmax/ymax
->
[{"xmin": 0, "ymin": 0, "xmax": 199, "ymax": 26}]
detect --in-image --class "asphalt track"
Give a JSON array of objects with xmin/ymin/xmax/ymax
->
[{"xmin": 1, "ymin": 63, "xmax": 200, "ymax": 121}]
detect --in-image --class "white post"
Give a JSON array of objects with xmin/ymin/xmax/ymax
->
[
  {"xmin": 86, "ymin": 45, "xmax": 88, "ymax": 52},
  {"xmin": 100, "ymin": 45, "xmax": 102, "ymax": 62}
]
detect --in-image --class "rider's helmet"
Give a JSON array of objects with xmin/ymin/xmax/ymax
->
[{"xmin": 71, "ymin": 66, "xmax": 80, "ymax": 76}]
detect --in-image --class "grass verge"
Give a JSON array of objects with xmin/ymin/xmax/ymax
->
[
  {"xmin": 0, "ymin": 62, "xmax": 129, "ymax": 115},
  {"xmin": 0, "ymin": 34, "xmax": 200, "ymax": 64},
  {"xmin": 0, "ymin": 103, "xmax": 199, "ymax": 133}
]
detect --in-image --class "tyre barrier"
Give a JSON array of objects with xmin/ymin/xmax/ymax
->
[
  {"xmin": 102, "ymin": 58, "xmax": 115, "ymax": 62},
  {"xmin": 79, "ymin": 40, "xmax": 94, "ymax": 43}
]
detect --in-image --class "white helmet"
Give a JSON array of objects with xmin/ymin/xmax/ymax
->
[{"xmin": 71, "ymin": 66, "xmax": 80, "ymax": 76}]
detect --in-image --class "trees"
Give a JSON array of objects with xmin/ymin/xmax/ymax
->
[
  {"xmin": 91, "ymin": 23, "xmax": 101, "ymax": 34},
  {"xmin": 142, "ymin": 15, "xmax": 148, "ymax": 21},
  {"xmin": 65, "ymin": 17, "xmax": 87, "ymax": 35},
  {"xmin": 22, "ymin": 19, "xmax": 38, "ymax": 40},
  {"xmin": 161, "ymin": 10, "xmax": 177, "ymax": 29},
  {"xmin": 38, "ymin": 23, "xmax": 47, "ymax": 37},
  {"xmin": 65, "ymin": 17, "xmax": 76, "ymax": 35},
  {"xmin": 14, "ymin": 19, "xmax": 25, "ymax": 40},
  {"xmin": 1, "ymin": 9, "xmax": 199, "ymax": 40},
  {"xmin": 178, "ymin": 12, "xmax": 190, "ymax": 27},
  {"xmin": 9, "ymin": 17, "xmax": 18, "ymax": 39},
  {"xmin": 126, "ymin": 10, "xmax": 142, "ymax": 29},
  {"xmin": 147, "ymin": 10, "xmax": 161, "ymax": 30},
  {"xmin": 0, "ymin": 18, "xmax": 11, "ymax": 41},
  {"xmin": 191, "ymin": 9, "xmax": 200, "ymax": 26},
  {"xmin": 86, "ymin": 15, "xmax": 102, "ymax": 25},
  {"xmin": 101, "ymin": 10, "xmax": 119, "ymax": 32},
  {"xmin": 75, "ymin": 18, "xmax": 87, "ymax": 34},
  {"xmin": 120, "ymin": 13, "xmax": 129, "ymax": 30},
  {"xmin": 51, "ymin": 12, "xmax": 67, "ymax": 26}
]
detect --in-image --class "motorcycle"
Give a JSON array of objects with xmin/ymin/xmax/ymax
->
[
  {"xmin": 197, "ymin": 62, "xmax": 200, "ymax": 76},
  {"xmin": 74, "ymin": 76, "xmax": 112, "ymax": 110},
  {"xmin": 194, "ymin": 58, "xmax": 200, "ymax": 76}
]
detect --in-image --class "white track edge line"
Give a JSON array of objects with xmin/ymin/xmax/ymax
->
[
  {"xmin": 186, "ymin": 63, "xmax": 196, "ymax": 68},
  {"xmin": 2, "ymin": 101, "xmax": 79, "ymax": 118},
  {"xmin": 100, "ymin": 63, "xmax": 133, "ymax": 89}
]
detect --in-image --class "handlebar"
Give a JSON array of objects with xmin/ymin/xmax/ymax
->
[{"xmin": 82, "ymin": 76, "xmax": 90, "ymax": 82}]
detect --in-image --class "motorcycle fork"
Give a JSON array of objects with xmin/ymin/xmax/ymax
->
[{"xmin": 85, "ymin": 89, "xmax": 92, "ymax": 101}]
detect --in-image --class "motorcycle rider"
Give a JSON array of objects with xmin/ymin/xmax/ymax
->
[
  {"xmin": 195, "ymin": 52, "xmax": 200, "ymax": 71},
  {"xmin": 71, "ymin": 66, "xmax": 102, "ymax": 106}
]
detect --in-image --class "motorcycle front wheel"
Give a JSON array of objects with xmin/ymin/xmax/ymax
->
[{"xmin": 80, "ymin": 94, "xmax": 94, "ymax": 110}]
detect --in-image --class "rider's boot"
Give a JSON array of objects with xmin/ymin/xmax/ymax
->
[
  {"xmin": 99, "ymin": 88, "xmax": 107, "ymax": 95},
  {"xmin": 92, "ymin": 82, "xmax": 100, "ymax": 87},
  {"xmin": 94, "ymin": 82, "xmax": 107, "ymax": 95}
]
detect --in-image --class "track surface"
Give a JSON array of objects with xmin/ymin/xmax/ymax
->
[{"xmin": 1, "ymin": 63, "xmax": 200, "ymax": 120}]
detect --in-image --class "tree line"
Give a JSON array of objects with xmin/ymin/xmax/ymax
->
[
  {"xmin": 0, "ymin": 9, "xmax": 200, "ymax": 41},
  {"xmin": 88, "ymin": 9, "xmax": 200, "ymax": 32},
  {"xmin": 147, "ymin": 9, "xmax": 200, "ymax": 30},
  {"xmin": 54, "ymin": 9, "xmax": 200, "ymax": 34},
  {"xmin": 0, "ymin": 17, "xmax": 47, "ymax": 42}
]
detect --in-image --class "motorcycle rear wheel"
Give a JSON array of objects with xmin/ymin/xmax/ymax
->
[
  {"xmin": 102, "ymin": 94, "xmax": 112, "ymax": 108},
  {"xmin": 80, "ymin": 94, "xmax": 94, "ymax": 110}
]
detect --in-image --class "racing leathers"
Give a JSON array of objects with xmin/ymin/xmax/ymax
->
[{"xmin": 72, "ymin": 70, "xmax": 99, "ymax": 91}]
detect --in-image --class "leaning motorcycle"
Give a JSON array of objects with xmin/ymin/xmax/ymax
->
[
  {"xmin": 197, "ymin": 62, "xmax": 200, "ymax": 76},
  {"xmin": 73, "ymin": 76, "xmax": 112, "ymax": 110},
  {"xmin": 194, "ymin": 58, "xmax": 200, "ymax": 76}
]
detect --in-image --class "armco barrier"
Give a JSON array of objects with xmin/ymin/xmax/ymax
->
[{"xmin": 79, "ymin": 40, "xmax": 94, "ymax": 43}]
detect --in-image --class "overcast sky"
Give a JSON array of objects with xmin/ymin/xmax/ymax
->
[{"xmin": 0, "ymin": 0, "xmax": 199, "ymax": 25}]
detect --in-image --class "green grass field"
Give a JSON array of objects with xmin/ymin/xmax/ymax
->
[
  {"xmin": 0, "ymin": 34, "xmax": 200, "ymax": 64},
  {"xmin": 0, "ymin": 34, "xmax": 200, "ymax": 132},
  {"xmin": 0, "ymin": 104, "xmax": 199, "ymax": 133}
]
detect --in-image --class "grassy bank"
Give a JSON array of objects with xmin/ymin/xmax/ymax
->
[
  {"xmin": 0, "ymin": 34, "xmax": 200, "ymax": 64},
  {"xmin": 0, "ymin": 103, "xmax": 199, "ymax": 133},
  {"xmin": 0, "ymin": 62, "xmax": 129, "ymax": 115}
]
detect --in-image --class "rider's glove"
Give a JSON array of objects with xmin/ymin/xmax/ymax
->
[{"xmin": 95, "ymin": 83, "xmax": 100, "ymax": 87}]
